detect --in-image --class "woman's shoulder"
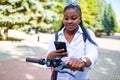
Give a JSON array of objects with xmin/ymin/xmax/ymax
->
[
  {"xmin": 86, "ymin": 28, "xmax": 95, "ymax": 35},
  {"xmin": 86, "ymin": 28, "xmax": 97, "ymax": 39}
]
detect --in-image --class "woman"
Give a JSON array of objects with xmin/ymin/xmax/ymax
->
[{"xmin": 47, "ymin": 3, "xmax": 98, "ymax": 80}]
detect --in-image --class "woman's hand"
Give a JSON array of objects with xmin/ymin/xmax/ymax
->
[
  {"xmin": 47, "ymin": 49, "xmax": 68, "ymax": 59},
  {"xmin": 65, "ymin": 58, "xmax": 85, "ymax": 71}
]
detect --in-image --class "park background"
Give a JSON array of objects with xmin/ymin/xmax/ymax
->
[{"xmin": 0, "ymin": 0, "xmax": 120, "ymax": 80}]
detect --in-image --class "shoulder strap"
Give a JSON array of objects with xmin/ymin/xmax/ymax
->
[
  {"xmin": 55, "ymin": 32, "xmax": 58, "ymax": 41},
  {"xmin": 83, "ymin": 33, "xmax": 87, "ymax": 42}
]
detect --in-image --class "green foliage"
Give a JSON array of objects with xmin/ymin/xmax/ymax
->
[
  {"xmin": 102, "ymin": 3, "xmax": 118, "ymax": 35},
  {"xmin": 0, "ymin": 0, "xmax": 119, "ymax": 35},
  {"xmin": 0, "ymin": 0, "xmax": 64, "ymax": 33},
  {"xmin": 92, "ymin": 0, "xmax": 105, "ymax": 33},
  {"xmin": 79, "ymin": 0, "xmax": 99, "ymax": 29}
]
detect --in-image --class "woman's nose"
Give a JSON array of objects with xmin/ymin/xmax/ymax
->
[{"xmin": 68, "ymin": 19, "xmax": 72, "ymax": 23}]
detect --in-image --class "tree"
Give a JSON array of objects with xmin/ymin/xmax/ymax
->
[
  {"xmin": 103, "ymin": 3, "xmax": 117, "ymax": 35},
  {"xmin": 79, "ymin": 0, "xmax": 99, "ymax": 29},
  {"xmin": 0, "ymin": 0, "xmax": 32, "ymax": 40},
  {"xmin": 0, "ymin": 0, "xmax": 61, "ymax": 40},
  {"xmin": 91, "ymin": 0, "xmax": 105, "ymax": 36}
]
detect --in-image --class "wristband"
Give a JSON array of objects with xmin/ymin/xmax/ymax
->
[{"xmin": 81, "ymin": 57, "xmax": 87, "ymax": 67}]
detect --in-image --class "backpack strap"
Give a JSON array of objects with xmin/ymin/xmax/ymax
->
[
  {"xmin": 83, "ymin": 32, "xmax": 87, "ymax": 42},
  {"xmin": 55, "ymin": 32, "xmax": 58, "ymax": 41}
]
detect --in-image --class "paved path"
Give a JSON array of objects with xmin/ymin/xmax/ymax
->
[
  {"xmin": 89, "ymin": 38, "xmax": 120, "ymax": 80},
  {"xmin": 0, "ymin": 41, "xmax": 48, "ymax": 61},
  {"xmin": 0, "ymin": 36, "xmax": 120, "ymax": 80}
]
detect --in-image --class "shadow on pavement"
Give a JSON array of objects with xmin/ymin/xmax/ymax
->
[
  {"xmin": 89, "ymin": 48, "xmax": 120, "ymax": 80},
  {"xmin": 0, "ymin": 38, "xmax": 120, "ymax": 80},
  {"xmin": 0, "ymin": 54, "xmax": 51, "ymax": 80},
  {"xmin": 0, "ymin": 43, "xmax": 47, "ymax": 61}
]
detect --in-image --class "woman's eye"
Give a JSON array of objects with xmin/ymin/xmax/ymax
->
[
  {"xmin": 64, "ymin": 18, "xmax": 68, "ymax": 20},
  {"xmin": 64, "ymin": 17, "xmax": 77, "ymax": 20},
  {"xmin": 72, "ymin": 17, "xmax": 77, "ymax": 20}
]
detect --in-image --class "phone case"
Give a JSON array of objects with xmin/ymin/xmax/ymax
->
[{"xmin": 54, "ymin": 41, "xmax": 67, "ymax": 52}]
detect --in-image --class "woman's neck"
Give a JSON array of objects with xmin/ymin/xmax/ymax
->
[
  {"xmin": 64, "ymin": 27, "xmax": 78, "ymax": 35},
  {"xmin": 64, "ymin": 27, "xmax": 79, "ymax": 43}
]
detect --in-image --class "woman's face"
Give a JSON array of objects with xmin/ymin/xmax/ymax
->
[{"xmin": 63, "ymin": 8, "xmax": 81, "ymax": 32}]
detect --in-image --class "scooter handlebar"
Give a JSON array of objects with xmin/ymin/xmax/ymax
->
[
  {"xmin": 26, "ymin": 57, "xmax": 45, "ymax": 65},
  {"xmin": 26, "ymin": 57, "xmax": 83, "ymax": 71}
]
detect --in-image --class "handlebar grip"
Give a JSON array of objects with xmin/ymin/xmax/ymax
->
[
  {"xmin": 26, "ymin": 58, "xmax": 83, "ymax": 71},
  {"xmin": 59, "ymin": 62, "xmax": 83, "ymax": 71},
  {"xmin": 26, "ymin": 57, "xmax": 45, "ymax": 65},
  {"xmin": 62, "ymin": 64, "xmax": 69, "ymax": 68}
]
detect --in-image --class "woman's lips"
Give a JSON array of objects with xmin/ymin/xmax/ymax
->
[{"xmin": 67, "ymin": 25, "xmax": 73, "ymax": 28}]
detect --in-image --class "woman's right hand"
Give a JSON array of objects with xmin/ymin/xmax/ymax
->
[{"xmin": 47, "ymin": 49, "xmax": 68, "ymax": 59}]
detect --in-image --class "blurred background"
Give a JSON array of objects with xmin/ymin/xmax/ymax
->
[{"xmin": 0, "ymin": 0, "xmax": 120, "ymax": 80}]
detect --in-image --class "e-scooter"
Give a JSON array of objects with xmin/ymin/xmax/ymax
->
[{"xmin": 26, "ymin": 57, "xmax": 83, "ymax": 80}]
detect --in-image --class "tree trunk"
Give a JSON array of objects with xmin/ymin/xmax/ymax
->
[
  {"xmin": 106, "ymin": 31, "xmax": 110, "ymax": 36},
  {"xmin": 1, "ymin": 28, "xmax": 8, "ymax": 41}
]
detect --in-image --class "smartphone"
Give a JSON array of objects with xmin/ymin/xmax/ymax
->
[{"xmin": 54, "ymin": 41, "xmax": 67, "ymax": 53}]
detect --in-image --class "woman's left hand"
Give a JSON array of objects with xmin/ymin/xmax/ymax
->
[{"xmin": 65, "ymin": 58, "xmax": 85, "ymax": 71}]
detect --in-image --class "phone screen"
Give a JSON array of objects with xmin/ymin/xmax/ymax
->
[{"xmin": 54, "ymin": 41, "xmax": 67, "ymax": 52}]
